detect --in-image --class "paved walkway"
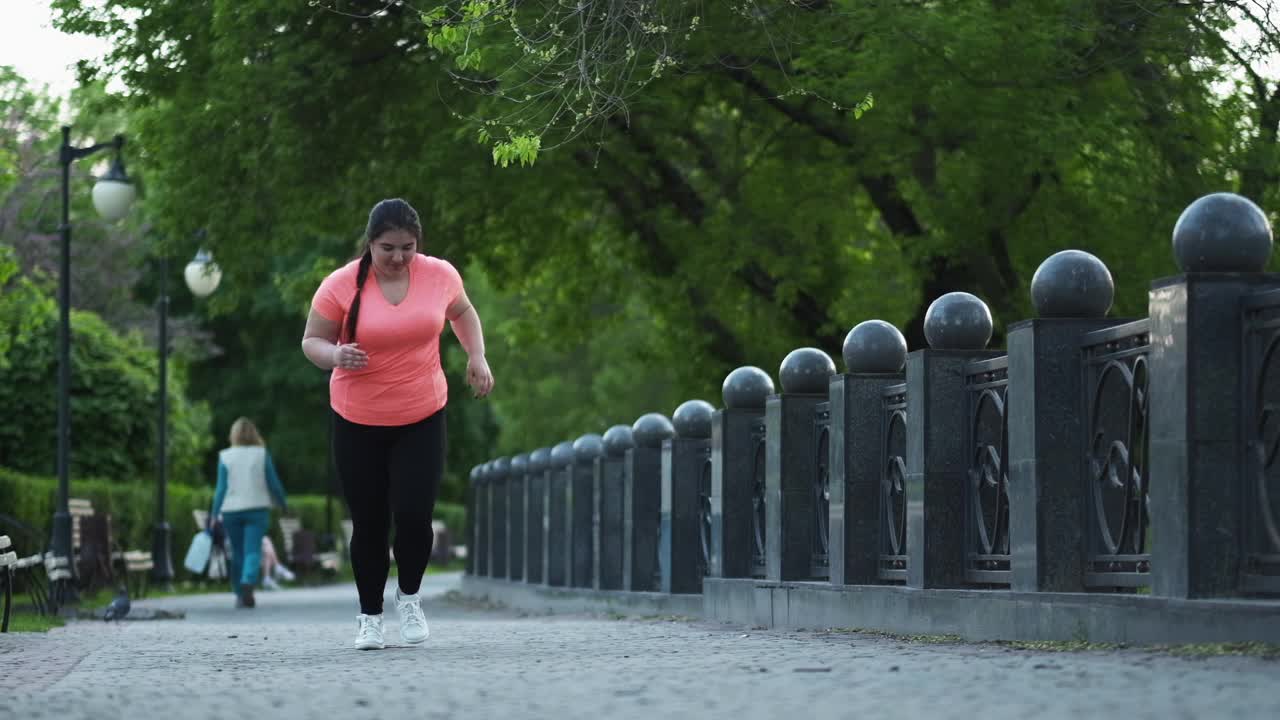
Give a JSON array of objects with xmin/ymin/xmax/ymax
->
[{"xmin": 1, "ymin": 573, "xmax": 1278, "ymax": 719}]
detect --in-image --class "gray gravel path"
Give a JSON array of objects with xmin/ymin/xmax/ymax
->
[{"xmin": 2, "ymin": 572, "xmax": 1277, "ymax": 719}]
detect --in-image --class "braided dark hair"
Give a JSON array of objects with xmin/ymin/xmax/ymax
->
[{"xmin": 344, "ymin": 198, "xmax": 423, "ymax": 343}]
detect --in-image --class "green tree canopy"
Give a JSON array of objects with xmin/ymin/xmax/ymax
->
[{"xmin": 47, "ymin": 0, "xmax": 1280, "ymax": 468}]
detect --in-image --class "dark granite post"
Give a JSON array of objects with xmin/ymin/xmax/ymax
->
[
  {"xmin": 525, "ymin": 447, "xmax": 550, "ymax": 584},
  {"xmin": 710, "ymin": 366, "xmax": 775, "ymax": 579},
  {"xmin": 829, "ymin": 372, "xmax": 903, "ymax": 585},
  {"xmin": 508, "ymin": 454, "xmax": 528, "ymax": 582},
  {"xmin": 466, "ymin": 465, "xmax": 479, "ymax": 576},
  {"xmin": 476, "ymin": 463, "xmax": 489, "ymax": 577},
  {"xmin": 662, "ymin": 401, "xmax": 714, "ymax": 594},
  {"xmin": 1007, "ymin": 319, "xmax": 1119, "ymax": 592},
  {"xmin": 1149, "ymin": 275, "xmax": 1276, "ymax": 597},
  {"xmin": 570, "ymin": 434, "xmax": 604, "ymax": 588},
  {"xmin": 765, "ymin": 348, "xmax": 836, "ymax": 583},
  {"xmin": 545, "ymin": 442, "xmax": 574, "ymax": 587},
  {"xmin": 595, "ymin": 426, "xmax": 633, "ymax": 590},
  {"xmin": 829, "ymin": 320, "xmax": 910, "ymax": 586},
  {"xmin": 624, "ymin": 414, "xmax": 673, "ymax": 592},
  {"xmin": 1150, "ymin": 193, "xmax": 1278, "ymax": 597},
  {"xmin": 1005, "ymin": 250, "xmax": 1122, "ymax": 592},
  {"xmin": 907, "ymin": 292, "xmax": 999, "ymax": 589},
  {"xmin": 489, "ymin": 457, "xmax": 510, "ymax": 580}
]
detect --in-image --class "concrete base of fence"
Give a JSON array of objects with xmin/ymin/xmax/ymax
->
[
  {"xmin": 461, "ymin": 576, "xmax": 703, "ymax": 619},
  {"xmin": 702, "ymin": 578, "xmax": 1280, "ymax": 644}
]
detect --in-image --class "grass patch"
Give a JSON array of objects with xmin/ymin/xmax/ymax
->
[
  {"xmin": 427, "ymin": 559, "xmax": 465, "ymax": 575},
  {"xmin": 4, "ymin": 611, "xmax": 66, "ymax": 633},
  {"xmin": 636, "ymin": 614, "xmax": 695, "ymax": 623},
  {"xmin": 995, "ymin": 639, "xmax": 1125, "ymax": 653},
  {"xmin": 823, "ymin": 630, "xmax": 1278, "ymax": 659},
  {"xmin": 1156, "ymin": 642, "xmax": 1280, "ymax": 659},
  {"xmin": 822, "ymin": 627, "xmax": 964, "ymax": 644},
  {"xmin": 439, "ymin": 589, "xmax": 507, "ymax": 611}
]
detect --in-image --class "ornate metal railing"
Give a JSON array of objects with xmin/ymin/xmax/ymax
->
[
  {"xmin": 1244, "ymin": 289, "xmax": 1280, "ymax": 595},
  {"xmin": 750, "ymin": 419, "xmax": 768, "ymax": 579},
  {"xmin": 879, "ymin": 383, "xmax": 908, "ymax": 583},
  {"xmin": 965, "ymin": 356, "xmax": 1011, "ymax": 585},
  {"xmin": 698, "ymin": 448, "xmax": 713, "ymax": 578},
  {"xmin": 1081, "ymin": 319, "xmax": 1151, "ymax": 590},
  {"xmin": 810, "ymin": 402, "xmax": 832, "ymax": 579}
]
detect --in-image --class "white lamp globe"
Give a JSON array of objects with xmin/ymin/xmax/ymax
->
[
  {"xmin": 91, "ymin": 158, "xmax": 136, "ymax": 222},
  {"xmin": 184, "ymin": 250, "xmax": 222, "ymax": 298}
]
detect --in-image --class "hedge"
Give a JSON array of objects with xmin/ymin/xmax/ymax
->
[{"xmin": 0, "ymin": 466, "xmax": 466, "ymax": 577}]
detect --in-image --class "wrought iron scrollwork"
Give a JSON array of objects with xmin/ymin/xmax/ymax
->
[
  {"xmin": 1245, "ymin": 307, "xmax": 1280, "ymax": 593},
  {"xmin": 698, "ymin": 456, "xmax": 713, "ymax": 577},
  {"xmin": 1255, "ymin": 336, "xmax": 1280, "ymax": 556},
  {"xmin": 880, "ymin": 385, "xmax": 908, "ymax": 582},
  {"xmin": 965, "ymin": 359, "xmax": 1010, "ymax": 585},
  {"xmin": 750, "ymin": 424, "xmax": 768, "ymax": 578},
  {"xmin": 812, "ymin": 405, "xmax": 831, "ymax": 578},
  {"xmin": 883, "ymin": 418, "xmax": 907, "ymax": 556},
  {"xmin": 1083, "ymin": 322, "xmax": 1151, "ymax": 590}
]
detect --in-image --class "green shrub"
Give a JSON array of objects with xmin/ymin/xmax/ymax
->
[
  {"xmin": 0, "ymin": 467, "xmax": 466, "ymax": 573},
  {"xmin": 0, "ymin": 246, "xmax": 213, "ymax": 484}
]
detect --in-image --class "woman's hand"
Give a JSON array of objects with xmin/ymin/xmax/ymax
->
[
  {"xmin": 332, "ymin": 342, "xmax": 368, "ymax": 371},
  {"xmin": 467, "ymin": 354, "xmax": 494, "ymax": 398}
]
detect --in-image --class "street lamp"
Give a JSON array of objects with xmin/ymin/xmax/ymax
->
[
  {"xmin": 153, "ymin": 246, "xmax": 221, "ymax": 584},
  {"xmin": 51, "ymin": 127, "xmax": 137, "ymax": 598}
]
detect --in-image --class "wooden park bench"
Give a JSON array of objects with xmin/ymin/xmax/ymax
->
[
  {"xmin": 278, "ymin": 516, "xmax": 341, "ymax": 576},
  {"xmin": 0, "ymin": 514, "xmax": 54, "ymax": 621},
  {"xmin": 111, "ymin": 550, "xmax": 154, "ymax": 598},
  {"xmin": 64, "ymin": 499, "xmax": 155, "ymax": 597}
]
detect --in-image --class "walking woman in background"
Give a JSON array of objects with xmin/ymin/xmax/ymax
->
[
  {"xmin": 209, "ymin": 417, "xmax": 289, "ymax": 609},
  {"xmin": 301, "ymin": 198, "xmax": 494, "ymax": 650}
]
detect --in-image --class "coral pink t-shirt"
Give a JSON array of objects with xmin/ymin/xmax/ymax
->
[{"xmin": 311, "ymin": 253, "xmax": 463, "ymax": 426}]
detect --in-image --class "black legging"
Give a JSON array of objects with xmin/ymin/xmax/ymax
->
[{"xmin": 332, "ymin": 409, "xmax": 445, "ymax": 615}]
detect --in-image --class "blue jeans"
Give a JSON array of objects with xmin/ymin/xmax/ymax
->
[{"xmin": 222, "ymin": 509, "xmax": 270, "ymax": 593}]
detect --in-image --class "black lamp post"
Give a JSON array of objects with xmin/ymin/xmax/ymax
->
[
  {"xmin": 51, "ymin": 127, "xmax": 136, "ymax": 597},
  {"xmin": 152, "ymin": 247, "xmax": 221, "ymax": 584}
]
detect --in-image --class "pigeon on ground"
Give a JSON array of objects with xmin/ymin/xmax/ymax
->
[{"xmin": 103, "ymin": 585, "xmax": 131, "ymax": 621}]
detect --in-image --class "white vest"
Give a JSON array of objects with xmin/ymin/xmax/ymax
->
[{"xmin": 218, "ymin": 446, "xmax": 273, "ymax": 512}]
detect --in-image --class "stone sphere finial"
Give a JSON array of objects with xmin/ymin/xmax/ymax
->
[
  {"xmin": 528, "ymin": 447, "xmax": 552, "ymax": 472},
  {"xmin": 1030, "ymin": 250, "xmax": 1114, "ymax": 318},
  {"xmin": 550, "ymin": 441, "xmax": 576, "ymax": 468},
  {"xmin": 842, "ymin": 320, "xmax": 908, "ymax": 373},
  {"xmin": 492, "ymin": 456, "xmax": 511, "ymax": 478},
  {"xmin": 573, "ymin": 433, "xmax": 605, "ymax": 462},
  {"xmin": 721, "ymin": 366, "xmax": 776, "ymax": 410},
  {"xmin": 510, "ymin": 453, "xmax": 530, "ymax": 474},
  {"xmin": 1172, "ymin": 192, "xmax": 1273, "ymax": 272},
  {"xmin": 469, "ymin": 465, "xmax": 481, "ymax": 482},
  {"xmin": 923, "ymin": 292, "xmax": 993, "ymax": 350},
  {"xmin": 478, "ymin": 461, "xmax": 492, "ymax": 481},
  {"xmin": 632, "ymin": 413, "xmax": 675, "ymax": 448},
  {"xmin": 672, "ymin": 400, "xmax": 715, "ymax": 438},
  {"xmin": 779, "ymin": 347, "xmax": 837, "ymax": 394},
  {"xmin": 602, "ymin": 425, "xmax": 635, "ymax": 457}
]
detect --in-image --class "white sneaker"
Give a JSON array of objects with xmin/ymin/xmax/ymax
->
[
  {"xmin": 275, "ymin": 564, "xmax": 296, "ymax": 582},
  {"xmin": 262, "ymin": 575, "xmax": 281, "ymax": 591},
  {"xmin": 354, "ymin": 613, "xmax": 385, "ymax": 650},
  {"xmin": 395, "ymin": 589, "xmax": 430, "ymax": 644}
]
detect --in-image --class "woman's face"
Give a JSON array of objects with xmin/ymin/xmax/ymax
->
[{"xmin": 370, "ymin": 228, "xmax": 417, "ymax": 275}]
